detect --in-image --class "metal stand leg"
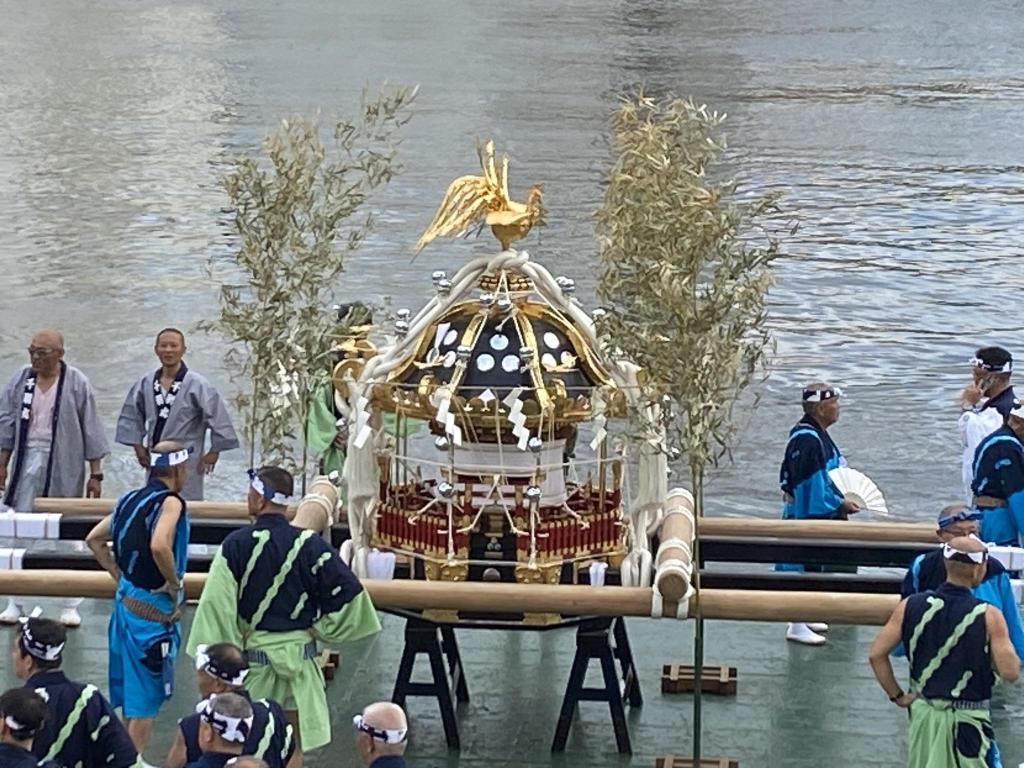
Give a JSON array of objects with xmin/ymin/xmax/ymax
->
[{"xmin": 551, "ymin": 617, "xmax": 632, "ymax": 754}]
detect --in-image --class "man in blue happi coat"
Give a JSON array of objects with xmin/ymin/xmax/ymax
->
[
  {"xmin": 0, "ymin": 688, "xmax": 50, "ymax": 768},
  {"xmin": 778, "ymin": 382, "xmax": 862, "ymax": 645},
  {"xmin": 11, "ymin": 616, "xmax": 137, "ymax": 768},
  {"xmin": 901, "ymin": 505, "xmax": 1024, "ymax": 661},
  {"xmin": 972, "ymin": 400, "xmax": 1024, "ymax": 546},
  {"xmin": 166, "ymin": 643, "xmax": 293, "ymax": 768},
  {"xmin": 86, "ymin": 441, "xmax": 191, "ymax": 754},
  {"xmin": 960, "ymin": 348, "xmax": 1015, "ymax": 504}
]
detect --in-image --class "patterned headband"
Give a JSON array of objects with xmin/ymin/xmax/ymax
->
[
  {"xmin": 247, "ymin": 470, "xmax": 291, "ymax": 506},
  {"xmin": 150, "ymin": 448, "xmax": 191, "ymax": 468},
  {"xmin": 352, "ymin": 714, "xmax": 407, "ymax": 745},
  {"xmin": 19, "ymin": 611, "xmax": 64, "ymax": 662},
  {"xmin": 937, "ymin": 510, "xmax": 983, "ymax": 529},
  {"xmin": 802, "ymin": 386, "xmax": 842, "ymax": 403},
  {"xmin": 196, "ymin": 697, "xmax": 253, "ymax": 744},
  {"xmin": 970, "ymin": 356, "xmax": 1012, "ymax": 374},
  {"xmin": 195, "ymin": 645, "xmax": 248, "ymax": 687},
  {"xmin": 943, "ymin": 541, "xmax": 988, "ymax": 564}
]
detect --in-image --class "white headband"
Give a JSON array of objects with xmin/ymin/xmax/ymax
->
[
  {"xmin": 19, "ymin": 608, "xmax": 65, "ymax": 662},
  {"xmin": 971, "ymin": 356, "xmax": 1013, "ymax": 374},
  {"xmin": 195, "ymin": 645, "xmax": 249, "ymax": 687},
  {"xmin": 4, "ymin": 716, "xmax": 26, "ymax": 732},
  {"xmin": 250, "ymin": 475, "xmax": 291, "ymax": 506},
  {"xmin": 943, "ymin": 541, "xmax": 988, "ymax": 564},
  {"xmin": 352, "ymin": 714, "xmax": 408, "ymax": 745},
  {"xmin": 802, "ymin": 386, "xmax": 843, "ymax": 403},
  {"xmin": 196, "ymin": 697, "xmax": 253, "ymax": 744},
  {"xmin": 150, "ymin": 449, "xmax": 190, "ymax": 468}
]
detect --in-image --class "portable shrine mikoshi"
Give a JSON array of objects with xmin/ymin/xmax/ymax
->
[{"xmin": 333, "ymin": 142, "xmax": 689, "ymax": 600}]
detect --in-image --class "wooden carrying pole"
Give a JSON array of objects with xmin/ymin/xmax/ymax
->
[
  {"xmin": 698, "ymin": 517, "xmax": 936, "ymax": 544},
  {"xmin": 0, "ymin": 571, "xmax": 899, "ymax": 625},
  {"xmin": 654, "ymin": 488, "xmax": 695, "ymax": 604},
  {"xmin": 35, "ymin": 498, "xmax": 931, "ymax": 542},
  {"xmin": 291, "ymin": 476, "xmax": 337, "ymax": 532},
  {"xmin": 33, "ymin": 497, "xmax": 259, "ymax": 521}
]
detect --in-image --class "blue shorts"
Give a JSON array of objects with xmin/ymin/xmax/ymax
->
[{"xmin": 108, "ymin": 599, "xmax": 179, "ymax": 718}]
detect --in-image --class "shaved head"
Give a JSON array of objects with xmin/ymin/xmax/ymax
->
[
  {"xmin": 355, "ymin": 701, "xmax": 408, "ymax": 762},
  {"xmin": 362, "ymin": 701, "xmax": 407, "ymax": 731},
  {"xmin": 31, "ymin": 330, "xmax": 64, "ymax": 350},
  {"xmin": 28, "ymin": 329, "xmax": 65, "ymax": 375}
]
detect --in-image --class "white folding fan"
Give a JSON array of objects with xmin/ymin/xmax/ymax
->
[{"xmin": 828, "ymin": 467, "xmax": 888, "ymax": 516}]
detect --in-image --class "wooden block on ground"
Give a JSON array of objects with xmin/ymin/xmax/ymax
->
[
  {"xmin": 661, "ymin": 664, "xmax": 738, "ymax": 695},
  {"xmin": 655, "ymin": 756, "xmax": 739, "ymax": 768},
  {"xmin": 319, "ymin": 650, "xmax": 340, "ymax": 682}
]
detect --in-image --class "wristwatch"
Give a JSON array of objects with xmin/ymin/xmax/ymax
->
[
  {"xmin": 889, "ymin": 689, "xmax": 905, "ymax": 703},
  {"xmin": 90, "ymin": 473, "xmax": 104, "ymax": 481}
]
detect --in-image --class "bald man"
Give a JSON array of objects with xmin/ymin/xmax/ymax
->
[
  {"xmin": 116, "ymin": 328, "xmax": 238, "ymax": 501},
  {"xmin": 0, "ymin": 330, "xmax": 109, "ymax": 626},
  {"xmin": 353, "ymin": 703, "xmax": 408, "ymax": 768},
  {"xmin": 869, "ymin": 536, "xmax": 1020, "ymax": 768}
]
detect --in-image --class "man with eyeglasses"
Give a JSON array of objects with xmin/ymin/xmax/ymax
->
[
  {"xmin": 0, "ymin": 329, "xmax": 109, "ymax": 627},
  {"xmin": 777, "ymin": 382, "xmax": 862, "ymax": 645},
  {"xmin": 900, "ymin": 504, "xmax": 1024, "ymax": 660},
  {"xmin": 959, "ymin": 347, "xmax": 1015, "ymax": 504},
  {"xmin": 869, "ymin": 536, "xmax": 1020, "ymax": 768},
  {"xmin": 353, "ymin": 703, "xmax": 408, "ymax": 768}
]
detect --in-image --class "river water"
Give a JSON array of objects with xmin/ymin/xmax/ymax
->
[{"xmin": 1, "ymin": 0, "xmax": 1023, "ymax": 519}]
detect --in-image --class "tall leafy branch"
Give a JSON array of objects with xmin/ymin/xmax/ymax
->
[
  {"xmin": 595, "ymin": 90, "xmax": 785, "ymax": 759},
  {"xmin": 199, "ymin": 85, "xmax": 416, "ymax": 476}
]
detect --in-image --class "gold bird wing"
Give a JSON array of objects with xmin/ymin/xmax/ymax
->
[{"xmin": 414, "ymin": 173, "xmax": 502, "ymax": 254}]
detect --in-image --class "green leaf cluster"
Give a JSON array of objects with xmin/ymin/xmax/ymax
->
[
  {"xmin": 595, "ymin": 90, "xmax": 784, "ymax": 507},
  {"xmin": 198, "ymin": 85, "xmax": 416, "ymax": 473}
]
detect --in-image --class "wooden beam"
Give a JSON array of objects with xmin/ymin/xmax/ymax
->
[
  {"xmin": 698, "ymin": 517, "xmax": 935, "ymax": 544},
  {"xmin": 0, "ymin": 571, "xmax": 898, "ymax": 624},
  {"xmin": 33, "ymin": 497, "xmax": 258, "ymax": 520}
]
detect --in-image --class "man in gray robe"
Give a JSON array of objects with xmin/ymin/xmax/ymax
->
[
  {"xmin": 115, "ymin": 328, "xmax": 239, "ymax": 501},
  {"xmin": 0, "ymin": 329, "xmax": 109, "ymax": 626}
]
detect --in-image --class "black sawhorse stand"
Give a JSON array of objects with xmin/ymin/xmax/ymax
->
[
  {"xmin": 551, "ymin": 616, "xmax": 642, "ymax": 754},
  {"xmin": 390, "ymin": 618, "xmax": 469, "ymax": 749},
  {"xmin": 388, "ymin": 611, "xmax": 641, "ymax": 754}
]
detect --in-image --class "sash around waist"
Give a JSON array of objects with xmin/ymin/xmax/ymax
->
[
  {"xmin": 122, "ymin": 594, "xmax": 180, "ymax": 624},
  {"xmin": 974, "ymin": 495, "xmax": 1007, "ymax": 509},
  {"xmin": 917, "ymin": 697, "xmax": 990, "ymax": 712},
  {"xmin": 245, "ymin": 641, "xmax": 318, "ymax": 667}
]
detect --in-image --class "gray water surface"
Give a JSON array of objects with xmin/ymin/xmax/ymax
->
[{"xmin": 1, "ymin": 0, "xmax": 1022, "ymax": 515}]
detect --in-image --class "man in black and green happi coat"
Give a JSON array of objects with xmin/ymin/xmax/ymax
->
[
  {"xmin": 11, "ymin": 617, "xmax": 138, "ymax": 768},
  {"xmin": 186, "ymin": 466, "xmax": 380, "ymax": 761},
  {"xmin": 869, "ymin": 536, "xmax": 1020, "ymax": 768}
]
